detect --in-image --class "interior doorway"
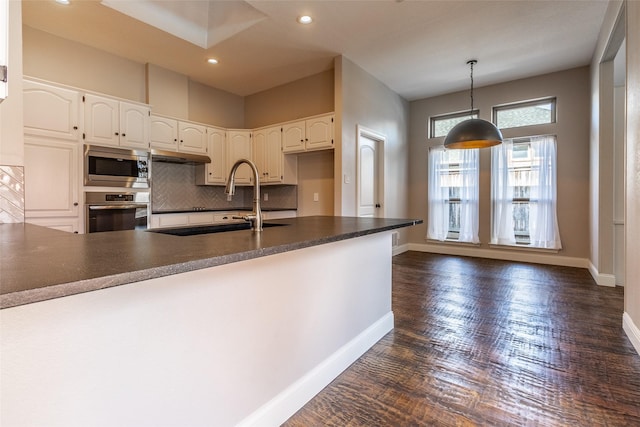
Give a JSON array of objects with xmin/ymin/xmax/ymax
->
[{"xmin": 356, "ymin": 125, "xmax": 385, "ymax": 217}]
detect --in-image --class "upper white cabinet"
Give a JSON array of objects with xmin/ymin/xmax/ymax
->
[
  {"xmin": 227, "ymin": 130, "xmax": 253, "ymax": 185},
  {"xmin": 150, "ymin": 115, "xmax": 178, "ymax": 150},
  {"xmin": 23, "ymin": 80, "xmax": 80, "ymax": 141},
  {"xmin": 253, "ymin": 126, "xmax": 282, "ymax": 183},
  {"xmin": 178, "ymin": 121, "xmax": 207, "ymax": 154},
  {"xmin": 196, "ymin": 126, "xmax": 226, "ymax": 185},
  {"xmin": 84, "ymin": 93, "xmax": 150, "ymax": 150},
  {"xmin": 253, "ymin": 126, "xmax": 297, "ymax": 185},
  {"xmin": 282, "ymin": 114, "xmax": 334, "ymax": 153},
  {"xmin": 150, "ymin": 115, "xmax": 207, "ymax": 154}
]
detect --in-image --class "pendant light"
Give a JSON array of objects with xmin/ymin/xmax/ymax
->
[{"xmin": 444, "ymin": 60, "xmax": 503, "ymax": 149}]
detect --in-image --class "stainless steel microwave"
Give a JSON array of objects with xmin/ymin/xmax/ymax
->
[{"xmin": 84, "ymin": 145, "xmax": 149, "ymax": 188}]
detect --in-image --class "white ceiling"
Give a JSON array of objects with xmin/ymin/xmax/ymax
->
[{"xmin": 21, "ymin": 0, "xmax": 610, "ymax": 101}]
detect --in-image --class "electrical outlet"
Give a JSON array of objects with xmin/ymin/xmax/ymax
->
[
  {"xmin": 313, "ymin": 192, "xmax": 319, "ymax": 202},
  {"xmin": 264, "ymin": 193, "xmax": 268, "ymax": 201}
]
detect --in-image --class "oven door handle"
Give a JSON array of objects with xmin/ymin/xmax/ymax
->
[{"xmin": 88, "ymin": 204, "xmax": 148, "ymax": 210}]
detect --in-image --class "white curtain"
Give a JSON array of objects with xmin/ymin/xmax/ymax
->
[
  {"xmin": 427, "ymin": 147, "xmax": 479, "ymax": 243},
  {"xmin": 491, "ymin": 139, "xmax": 516, "ymax": 245},
  {"xmin": 427, "ymin": 147, "xmax": 449, "ymax": 241},
  {"xmin": 529, "ymin": 136, "xmax": 562, "ymax": 249},
  {"xmin": 491, "ymin": 136, "xmax": 562, "ymax": 249}
]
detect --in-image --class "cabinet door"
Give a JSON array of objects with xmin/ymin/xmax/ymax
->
[
  {"xmin": 25, "ymin": 217, "xmax": 81, "ymax": 234},
  {"xmin": 23, "ymin": 80, "xmax": 80, "ymax": 141},
  {"xmin": 282, "ymin": 121, "xmax": 305, "ymax": 153},
  {"xmin": 84, "ymin": 94, "xmax": 119, "ymax": 147},
  {"xmin": 24, "ymin": 136, "xmax": 80, "ymax": 219},
  {"xmin": 306, "ymin": 115, "xmax": 334, "ymax": 151},
  {"xmin": 264, "ymin": 126, "xmax": 283, "ymax": 182},
  {"xmin": 252, "ymin": 129, "xmax": 268, "ymax": 180},
  {"xmin": 205, "ymin": 127, "xmax": 226, "ymax": 184},
  {"xmin": 227, "ymin": 130, "xmax": 253, "ymax": 185},
  {"xmin": 150, "ymin": 115, "xmax": 178, "ymax": 151},
  {"xmin": 120, "ymin": 102, "xmax": 149, "ymax": 150},
  {"xmin": 178, "ymin": 121, "xmax": 207, "ymax": 154}
]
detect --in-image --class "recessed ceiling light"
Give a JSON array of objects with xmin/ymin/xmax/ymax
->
[
  {"xmin": 297, "ymin": 15, "xmax": 313, "ymax": 24},
  {"xmin": 55, "ymin": 0, "xmax": 70, "ymax": 4},
  {"xmin": 207, "ymin": 58, "xmax": 219, "ymax": 65}
]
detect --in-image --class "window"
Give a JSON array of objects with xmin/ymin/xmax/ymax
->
[
  {"xmin": 493, "ymin": 98, "xmax": 556, "ymax": 130},
  {"xmin": 427, "ymin": 147, "xmax": 479, "ymax": 243},
  {"xmin": 491, "ymin": 136, "xmax": 562, "ymax": 249},
  {"xmin": 430, "ymin": 110, "xmax": 479, "ymax": 138}
]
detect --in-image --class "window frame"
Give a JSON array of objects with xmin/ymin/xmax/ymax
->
[
  {"xmin": 429, "ymin": 109, "xmax": 479, "ymax": 139},
  {"xmin": 492, "ymin": 97, "xmax": 557, "ymax": 130}
]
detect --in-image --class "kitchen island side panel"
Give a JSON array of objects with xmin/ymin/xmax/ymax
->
[{"xmin": 0, "ymin": 232, "xmax": 393, "ymax": 426}]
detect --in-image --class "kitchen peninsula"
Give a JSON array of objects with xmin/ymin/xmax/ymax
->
[{"xmin": 1, "ymin": 216, "xmax": 420, "ymax": 426}]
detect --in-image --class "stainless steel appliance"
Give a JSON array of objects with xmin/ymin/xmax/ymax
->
[
  {"xmin": 85, "ymin": 192, "xmax": 149, "ymax": 233},
  {"xmin": 84, "ymin": 145, "xmax": 149, "ymax": 188}
]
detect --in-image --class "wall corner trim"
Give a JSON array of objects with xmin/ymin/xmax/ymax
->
[
  {"xmin": 623, "ymin": 312, "xmax": 640, "ymax": 356},
  {"xmin": 588, "ymin": 261, "xmax": 617, "ymax": 287},
  {"xmin": 236, "ymin": 311, "xmax": 394, "ymax": 427}
]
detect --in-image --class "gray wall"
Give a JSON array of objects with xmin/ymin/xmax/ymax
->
[
  {"xmin": 335, "ymin": 56, "xmax": 410, "ymax": 227},
  {"xmin": 408, "ymin": 66, "xmax": 591, "ymax": 260}
]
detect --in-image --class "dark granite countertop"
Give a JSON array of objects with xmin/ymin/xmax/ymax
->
[{"xmin": 1, "ymin": 216, "xmax": 421, "ymax": 309}]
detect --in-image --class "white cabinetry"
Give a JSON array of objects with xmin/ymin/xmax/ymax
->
[
  {"xmin": 253, "ymin": 126, "xmax": 297, "ymax": 185},
  {"xmin": 148, "ymin": 211, "xmax": 243, "ymax": 229},
  {"xmin": 178, "ymin": 121, "xmax": 207, "ymax": 154},
  {"xmin": 196, "ymin": 126, "xmax": 226, "ymax": 185},
  {"xmin": 253, "ymin": 126, "xmax": 282, "ymax": 183},
  {"xmin": 227, "ymin": 130, "xmax": 253, "ymax": 185},
  {"xmin": 149, "ymin": 115, "xmax": 178, "ymax": 150},
  {"xmin": 0, "ymin": 0, "xmax": 7, "ymax": 103},
  {"xmin": 84, "ymin": 93, "xmax": 149, "ymax": 150},
  {"xmin": 23, "ymin": 135, "xmax": 81, "ymax": 233},
  {"xmin": 150, "ymin": 115, "xmax": 207, "ymax": 154},
  {"xmin": 282, "ymin": 114, "xmax": 334, "ymax": 153},
  {"xmin": 23, "ymin": 80, "xmax": 81, "ymax": 141}
]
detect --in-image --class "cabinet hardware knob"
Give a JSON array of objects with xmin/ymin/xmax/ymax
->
[
  {"xmin": 122, "ymin": 133, "xmax": 126, "ymax": 137},
  {"xmin": 73, "ymin": 202, "xmax": 79, "ymax": 206},
  {"xmin": 174, "ymin": 138, "xmax": 178, "ymax": 142},
  {"xmin": 73, "ymin": 126, "xmax": 78, "ymax": 130},
  {"xmin": 115, "ymin": 132, "xmax": 119, "ymax": 136}
]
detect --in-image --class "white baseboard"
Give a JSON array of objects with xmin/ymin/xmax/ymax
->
[
  {"xmin": 623, "ymin": 312, "xmax": 640, "ymax": 356},
  {"xmin": 408, "ymin": 242, "xmax": 589, "ymax": 269},
  {"xmin": 588, "ymin": 262, "xmax": 616, "ymax": 287},
  {"xmin": 236, "ymin": 311, "xmax": 394, "ymax": 427},
  {"xmin": 392, "ymin": 243, "xmax": 409, "ymax": 256}
]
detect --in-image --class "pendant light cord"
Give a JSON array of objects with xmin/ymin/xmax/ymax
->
[{"xmin": 468, "ymin": 59, "xmax": 476, "ymax": 115}]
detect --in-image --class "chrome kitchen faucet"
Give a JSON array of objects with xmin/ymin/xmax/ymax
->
[{"xmin": 225, "ymin": 158, "xmax": 263, "ymax": 231}]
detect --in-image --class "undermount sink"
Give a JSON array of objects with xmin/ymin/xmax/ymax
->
[{"xmin": 148, "ymin": 222, "xmax": 287, "ymax": 236}]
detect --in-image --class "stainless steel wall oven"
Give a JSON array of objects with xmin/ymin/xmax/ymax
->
[
  {"xmin": 85, "ymin": 192, "xmax": 149, "ymax": 233},
  {"xmin": 84, "ymin": 145, "xmax": 149, "ymax": 188}
]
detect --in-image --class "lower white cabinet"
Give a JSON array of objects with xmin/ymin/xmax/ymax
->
[
  {"xmin": 23, "ymin": 135, "xmax": 82, "ymax": 233},
  {"xmin": 25, "ymin": 217, "xmax": 81, "ymax": 234},
  {"xmin": 148, "ymin": 211, "xmax": 243, "ymax": 229}
]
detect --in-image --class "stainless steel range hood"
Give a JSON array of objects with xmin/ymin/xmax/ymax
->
[{"xmin": 151, "ymin": 149, "xmax": 211, "ymax": 164}]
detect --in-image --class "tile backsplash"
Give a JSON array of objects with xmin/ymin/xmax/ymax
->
[
  {"xmin": 0, "ymin": 165, "xmax": 25, "ymax": 223},
  {"xmin": 151, "ymin": 162, "xmax": 297, "ymax": 212}
]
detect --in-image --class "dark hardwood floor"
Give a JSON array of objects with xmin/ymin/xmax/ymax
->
[{"xmin": 283, "ymin": 252, "xmax": 640, "ymax": 426}]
